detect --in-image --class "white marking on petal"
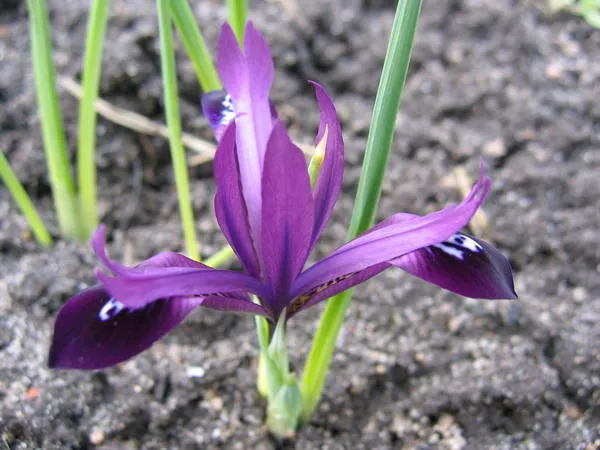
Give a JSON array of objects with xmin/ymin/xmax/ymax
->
[
  {"xmin": 98, "ymin": 297, "xmax": 126, "ymax": 321},
  {"xmin": 447, "ymin": 233, "xmax": 482, "ymax": 252},
  {"xmin": 432, "ymin": 233, "xmax": 483, "ymax": 260},
  {"xmin": 433, "ymin": 242, "xmax": 465, "ymax": 260},
  {"xmin": 220, "ymin": 94, "xmax": 235, "ymax": 126}
]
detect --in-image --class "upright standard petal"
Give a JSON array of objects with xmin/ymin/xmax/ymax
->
[
  {"xmin": 48, "ymin": 287, "xmax": 202, "ymax": 370},
  {"xmin": 261, "ymin": 122, "xmax": 315, "ymax": 316},
  {"xmin": 213, "ymin": 122, "xmax": 261, "ymax": 278},
  {"xmin": 391, "ymin": 232, "xmax": 517, "ymax": 299},
  {"xmin": 216, "ymin": 23, "xmax": 246, "ymax": 101},
  {"xmin": 292, "ymin": 174, "xmax": 491, "ymax": 298},
  {"xmin": 310, "ymin": 82, "xmax": 344, "ymax": 247},
  {"xmin": 201, "ymin": 89, "xmax": 279, "ymax": 142},
  {"xmin": 217, "ymin": 22, "xmax": 275, "ymax": 244}
]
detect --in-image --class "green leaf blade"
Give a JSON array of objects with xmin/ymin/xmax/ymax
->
[{"xmin": 300, "ymin": 0, "xmax": 423, "ymax": 423}]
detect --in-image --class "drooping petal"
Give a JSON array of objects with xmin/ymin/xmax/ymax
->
[
  {"xmin": 391, "ymin": 232, "xmax": 517, "ymax": 299},
  {"xmin": 261, "ymin": 121, "xmax": 315, "ymax": 315},
  {"xmin": 90, "ymin": 225, "xmax": 270, "ymax": 309},
  {"xmin": 91, "ymin": 225, "xmax": 211, "ymax": 277},
  {"xmin": 49, "ymin": 287, "xmax": 268, "ymax": 370},
  {"xmin": 310, "ymin": 82, "xmax": 344, "ymax": 247},
  {"xmin": 97, "ymin": 267, "xmax": 270, "ymax": 310},
  {"xmin": 217, "ymin": 22, "xmax": 275, "ymax": 244},
  {"xmin": 213, "ymin": 122, "xmax": 261, "ymax": 277},
  {"xmin": 291, "ymin": 173, "xmax": 491, "ymax": 298},
  {"xmin": 201, "ymin": 90, "xmax": 234, "ymax": 142},
  {"xmin": 48, "ymin": 287, "xmax": 202, "ymax": 370}
]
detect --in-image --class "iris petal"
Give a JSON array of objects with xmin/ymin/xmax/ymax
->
[
  {"xmin": 292, "ymin": 173, "xmax": 491, "ymax": 298},
  {"xmin": 310, "ymin": 82, "xmax": 345, "ymax": 248},
  {"xmin": 92, "ymin": 225, "xmax": 230, "ymax": 277},
  {"xmin": 49, "ymin": 287, "xmax": 268, "ymax": 370},
  {"xmin": 197, "ymin": 293, "xmax": 269, "ymax": 316},
  {"xmin": 217, "ymin": 22, "xmax": 275, "ymax": 244},
  {"xmin": 261, "ymin": 122, "xmax": 315, "ymax": 316},
  {"xmin": 216, "ymin": 23, "xmax": 247, "ymax": 102},
  {"xmin": 288, "ymin": 263, "xmax": 389, "ymax": 317},
  {"xmin": 90, "ymin": 224, "xmax": 270, "ymax": 309},
  {"xmin": 97, "ymin": 268, "xmax": 270, "ymax": 310},
  {"xmin": 391, "ymin": 232, "xmax": 517, "ymax": 299},
  {"xmin": 48, "ymin": 287, "xmax": 202, "ymax": 370},
  {"xmin": 201, "ymin": 89, "xmax": 234, "ymax": 142},
  {"xmin": 50, "ymin": 222, "xmax": 272, "ymax": 370},
  {"xmin": 214, "ymin": 123, "xmax": 261, "ymax": 277},
  {"xmin": 201, "ymin": 89, "xmax": 278, "ymax": 143}
]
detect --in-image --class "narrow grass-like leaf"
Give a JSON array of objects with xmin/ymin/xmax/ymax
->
[
  {"xmin": 0, "ymin": 150, "xmax": 53, "ymax": 247},
  {"xmin": 203, "ymin": 245, "xmax": 235, "ymax": 267},
  {"xmin": 27, "ymin": 0, "xmax": 81, "ymax": 239},
  {"xmin": 156, "ymin": 0, "xmax": 199, "ymax": 260},
  {"xmin": 227, "ymin": 0, "xmax": 247, "ymax": 43},
  {"xmin": 77, "ymin": 0, "xmax": 110, "ymax": 239},
  {"xmin": 300, "ymin": 0, "xmax": 423, "ymax": 423},
  {"xmin": 170, "ymin": 0, "xmax": 222, "ymax": 92}
]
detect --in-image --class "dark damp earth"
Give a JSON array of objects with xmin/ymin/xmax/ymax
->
[{"xmin": 1, "ymin": 0, "xmax": 599, "ymax": 448}]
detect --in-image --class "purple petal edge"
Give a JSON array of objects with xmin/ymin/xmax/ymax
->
[
  {"xmin": 392, "ymin": 232, "xmax": 517, "ymax": 299},
  {"xmin": 48, "ymin": 287, "xmax": 201, "ymax": 370},
  {"xmin": 292, "ymin": 171, "xmax": 491, "ymax": 298},
  {"xmin": 213, "ymin": 122, "xmax": 261, "ymax": 278},
  {"xmin": 201, "ymin": 90, "xmax": 234, "ymax": 142},
  {"xmin": 310, "ymin": 82, "xmax": 344, "ymax": 248},
  {"xmin": 288, "ymin": 263, "xmax": 389, "ymax": 317},
  {"xmin": 261, "ymin": 121, "xmax": 315, "ymax": 316},
  {"xmin": 97, "ymin": 266, "xmax": 269, "ymax": 310},
  {"xmin": 49, "ymin": 287, "xmax": 268, "ymax": 370},
  {"xmin": 217, "ymin": 22, "xmax": 275, "ymax": 247}
]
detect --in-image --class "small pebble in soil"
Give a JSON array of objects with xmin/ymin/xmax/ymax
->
[
  {"xmin": 89, "ymin": 429, "xmax": 105, "ymax": 445},
  {"xmin": 186, "ymin": 366, "xmax": 206, "ymax": 378}
]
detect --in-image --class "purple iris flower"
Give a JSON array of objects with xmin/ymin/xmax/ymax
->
[{"xmin": 49, "ymin": 23, "xmax": 516, "ymax": 370}]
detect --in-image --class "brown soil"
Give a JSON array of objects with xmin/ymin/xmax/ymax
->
[{"xmin": 1, "ymin": 0, "xmax": 598, "ymax": 448}]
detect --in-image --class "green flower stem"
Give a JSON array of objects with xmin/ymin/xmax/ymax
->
[
  {"xmin": 227, "ymin": 0, "xmax": 247, "ymax": 43},
  {"xmin": 77, "ymin": 0, "xmax": 110, "ymax": 239},
  {"xmin": 156, "ymin": 0, "xmax": 199, "ymax": 260},
  {"xmin": 256, "ymin": 352, "xmax": 269, "ymax": 398},
  {"xmin": 169, "ymin": 0, "xmax": 222, "ymax": 92},
  {"xmin": 300, "ymin": 0, "xmax": 423, "ymax": 423},
  {"xmin": 263, "ymin": 311, "xmax": 303, "ymax": 437},
  {"xmin": 27, "ymin": 0, "xmax": 81, "ymax": 239},
  {"xmin": 255, "ymin": 297, "xmax": 271, "ymax": 398},
  {"xmin": 203, "ymin": 245, "xmax": 235, "ymax": 268},
  {"xmin": 0, "ymin": 150, "xmax": 53, "ymax": 247}
]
